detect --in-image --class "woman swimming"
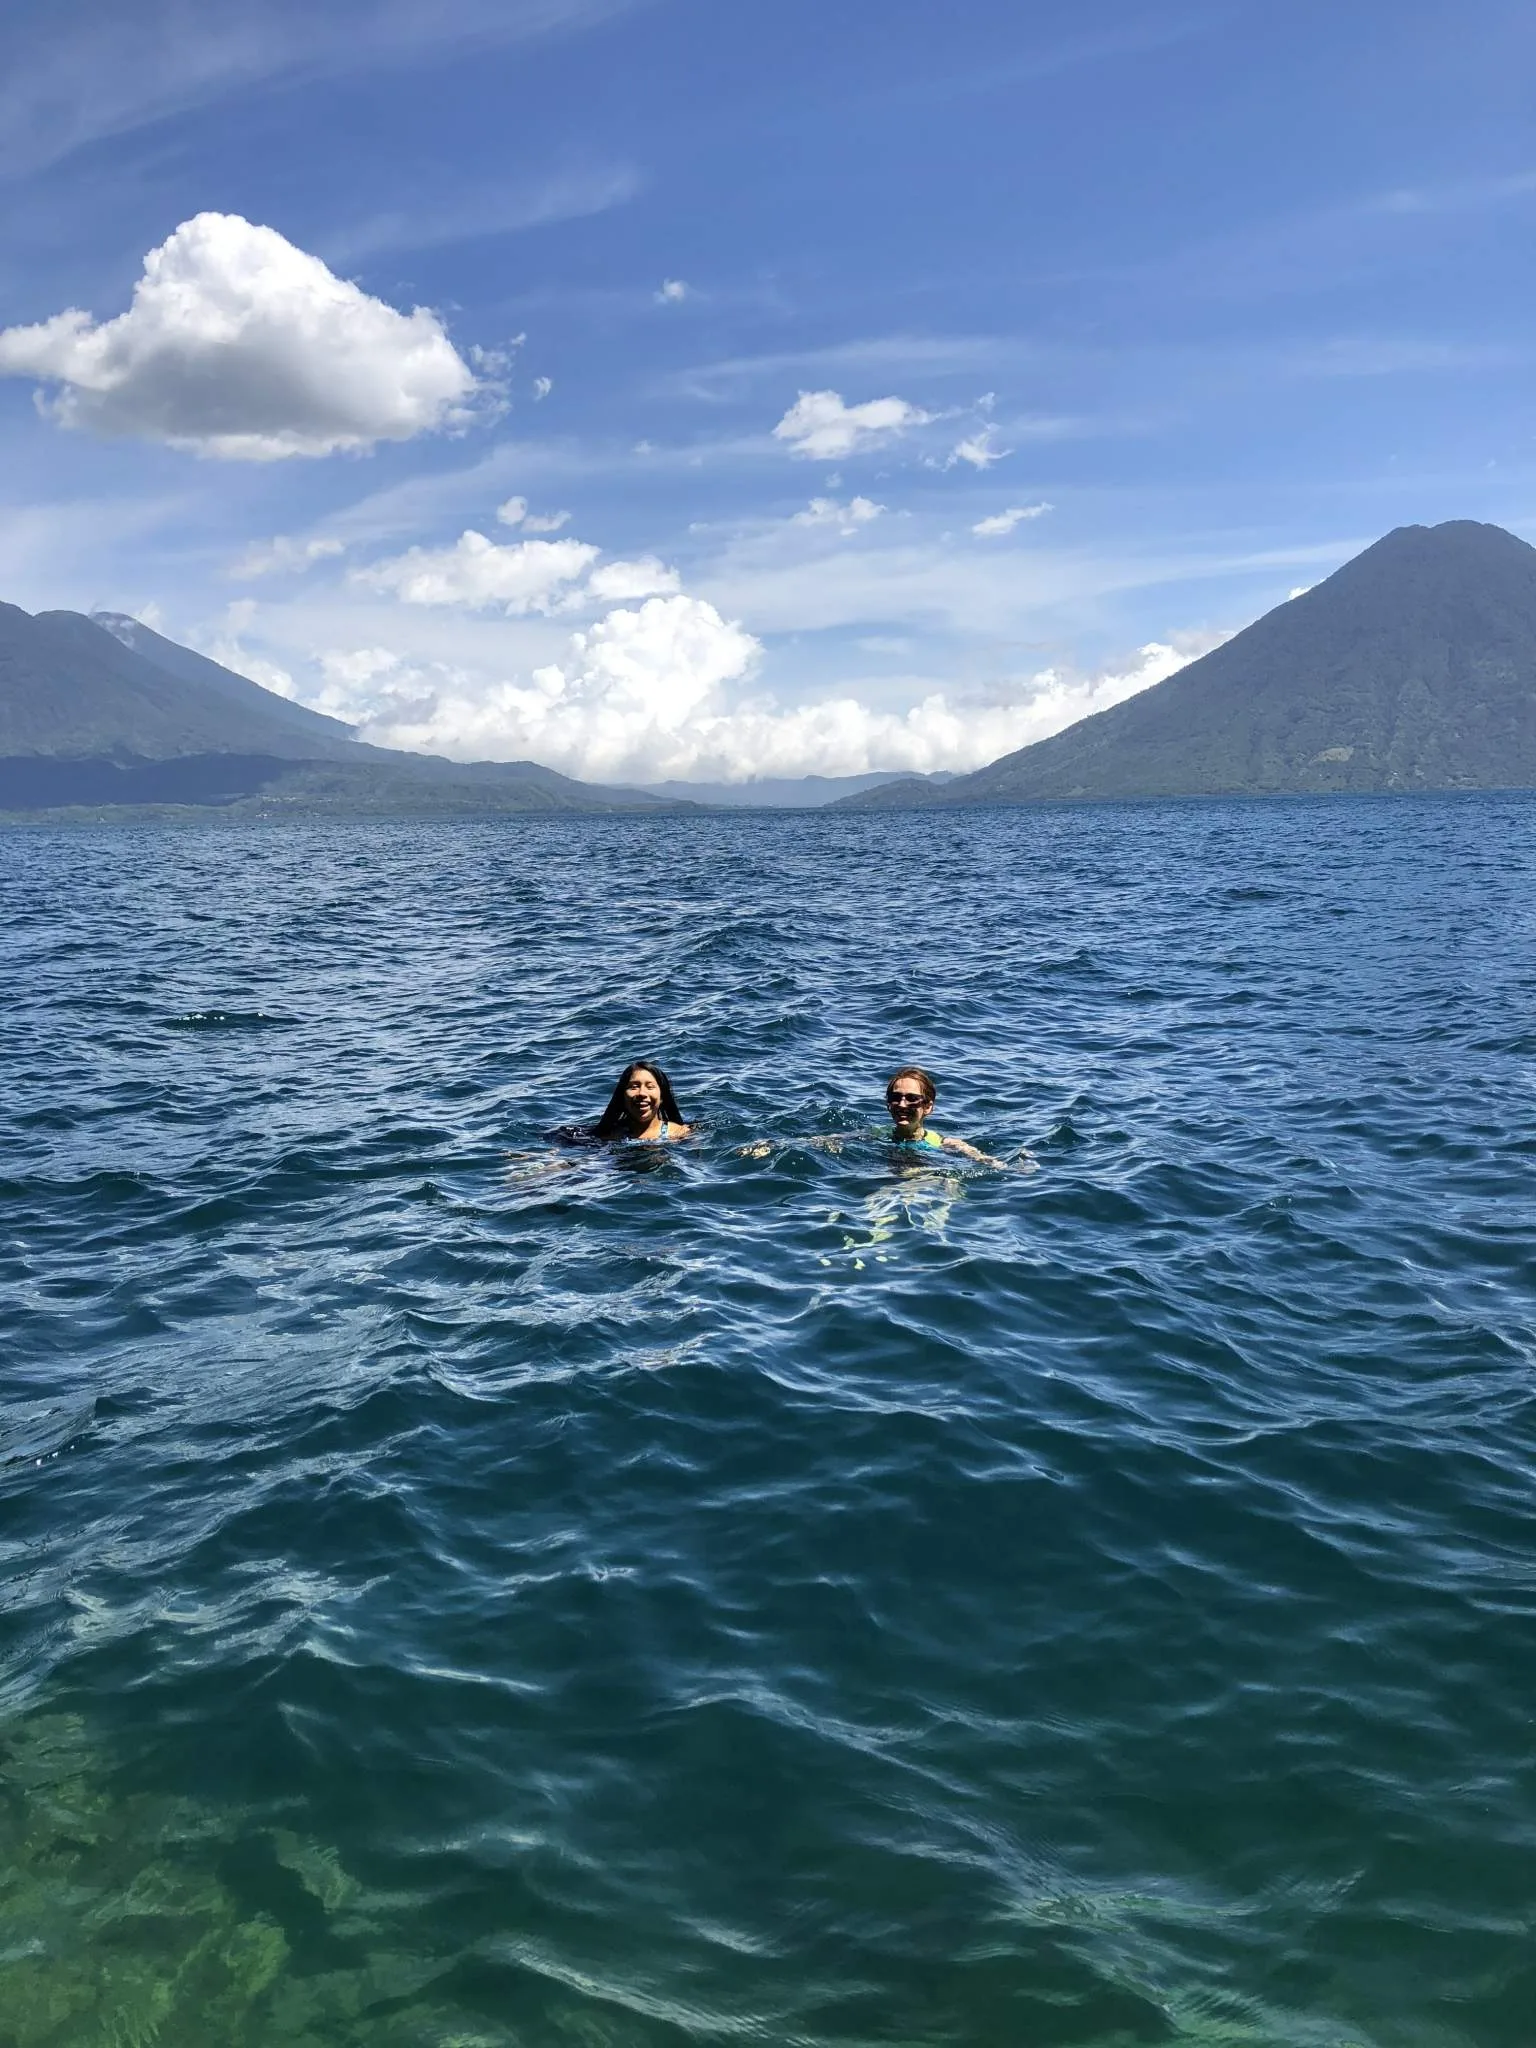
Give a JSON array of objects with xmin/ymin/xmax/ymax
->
[
  {"xmin": 591, "ymin": 1061, "xmax": 692, "ymax": 1143},
  {"xmin": 883, "ymin": 1067, "xmax": 1004, "ymax": 1164},
  {"xmin": 742, "ymin": 1065, "xmax": 1021, "ymax": 1166}
]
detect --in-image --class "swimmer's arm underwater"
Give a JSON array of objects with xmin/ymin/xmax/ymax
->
[
  {"xmin": 739, "ymin": 1134, "xmax": 846, "ymax": 1158},
  {"xmin": 740, "ymin": 1133, "xmax": 1032, "ymax": 1169},
  {"xmin": 934, "ymin": 1135, "xmax": 999, "ymax": 1165},
  {"xmin": 929, "ymin": 1135, "xmax": 1038, "ymax": 1169}
]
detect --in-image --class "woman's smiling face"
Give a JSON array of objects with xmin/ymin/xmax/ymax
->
[
  {"xmin": 622, "ymin": 1067, "xmax": 663, "ymax": 1126},
  {"xmin": 886, "ymin": 1072, "xmax": 932, "ymax": 1136}
]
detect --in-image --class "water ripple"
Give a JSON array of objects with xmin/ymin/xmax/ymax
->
[{"xmin": 2, "ymin": 799, "xmax": 1535, "ymax": 2045}]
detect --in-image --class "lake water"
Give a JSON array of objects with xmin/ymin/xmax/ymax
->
[{"xmin": 3, "ymin": 798, "xmax": 1534, "ymax": 2047}]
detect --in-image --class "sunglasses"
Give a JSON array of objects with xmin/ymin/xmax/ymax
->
[{"xmin": 887, "ymin": 1092, "xmax": 927, "ymax": 1106}]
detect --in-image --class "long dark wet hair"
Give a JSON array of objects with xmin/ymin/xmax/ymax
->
[{"xmin": 592, "ymin": 1060, "xmax": 686, "ymax": 1140}]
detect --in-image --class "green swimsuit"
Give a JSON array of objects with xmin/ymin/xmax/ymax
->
[{"xmin": 892, "ymin": 1127, "xmax": 944, "ymax": 1149}]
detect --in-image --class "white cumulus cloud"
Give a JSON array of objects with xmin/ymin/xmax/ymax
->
[
  {"xmin": 0, "ymin": 212, "xmax": 479, "ymax": 459},
  {"xmin": 532, "ymin": 375, "xmax": 553, "ymax": 399},
  {"xmin": 792, "ymin": 496, "xmax": 884, "ymax": 535},
  {"xmin": 972, "ymin": 503, "xmax": 1053, "ymax": 537},
  {"xmin": 533, "ymin": 595, "xmax": 757, "ymax": 735},
  {"xmin": 587, "ymin": 556, "xmax": 682, "ymax": 601},
  {"xmin": 356, "ymin": 529, "xmax": 599, "ymax": 611},
  {"xmin": 773, "ymin": 388, "xmax": 932, "ymax": 460},
  {"xmin": 656, "ymin": 279, "xmax": 689, "ymax": 303},
  {"xmin": 312, "ymin": 594, "xmax": 761, "ymax": 778}
]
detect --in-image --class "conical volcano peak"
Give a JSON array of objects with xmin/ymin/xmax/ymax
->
[
  {"xmin": 841, "ymin": 519, "xmax": 1536, "ymax": 807},
  {"xmin": 1341, "ymin": 519, "xmax": 1536, "ymax": 577}
]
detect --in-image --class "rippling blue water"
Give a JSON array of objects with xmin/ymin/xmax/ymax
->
[{"xmin": 3, "ymin": 799, "xmax": 1535, "ymax": 2047}]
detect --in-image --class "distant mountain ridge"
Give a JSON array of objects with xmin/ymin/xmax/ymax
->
[
  {"xmin": 92, "ymin": 612, "xmax": 358, "ymax": 751},
  {"xmin": 0, "ymin": 603, "xmax": 687, "ymax": 815},
  {"xmin": 0, "ymin": 603, "xmax": 360, "ymax": 763},
  {"xmin": 12, "ymin": 520, "xmax": 1535, "ymax": 818},
  {"xmin": 839, "ymin": 521, "xmax": 1536, "ymax": 807},
  {"xmin": 634, "ymin": 770, "xmax": 957, "ymax": 808}
]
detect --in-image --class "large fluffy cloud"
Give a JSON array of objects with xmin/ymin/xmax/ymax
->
[
  {"xmin": 303, "ymin": 595, "xmax": 762, "ymax": 778},
  {"xmin": 773, "ymin": 389, "xmax": 931, "ymax": 459},
  {"xmin": 0, "ymin": 212, "xmax": 479, "ymax": 458},
  {"xmin": 272, "ymin": 609, "xmax": 1212, "ymax": 784}
]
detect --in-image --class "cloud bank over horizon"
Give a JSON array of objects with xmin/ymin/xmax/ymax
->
[
  {"xmin": 196, "ymin": 490, "xmax": 1231, "ymax": 785},
  {"xmin": 216, "ymin": 587, "xmax": 1221, "ymax": 785}
]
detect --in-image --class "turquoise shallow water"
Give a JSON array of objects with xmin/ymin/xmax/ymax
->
[{"xmin": 2, "ymin": 798, "xmax": 1535, "ymax": 2047}]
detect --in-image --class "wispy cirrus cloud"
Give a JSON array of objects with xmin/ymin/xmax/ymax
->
[
  {"xmin": 972, "ymin": 503, "xmax": 1052, "ymax": 537},
  {"xmin": 1094, "ymin": 165, "xmax": 1536, "ymax": 310},
  {"xmin": 943, "ymin": 424, "xmax": 1009, "ymax": 470},
  {"xmin": 0, "ymin": 0, "xmax": 648, "ymax": 178},
  {"xmin": 232, "ymin": 533, "xmax": 347, "ymax": 578},
  {"xmin": 828, "ymin": 15, "xmax": 1223, "ymax": 119},
  {"xmin": 1361, "ymin": 168, "xmax": 1536, "ymax": 218},
  {"xmin": 320, "ymin": 162, "xmax": 642, "ymax": 264},
  {"xmin": 691, "ymin": 525, "xmax": 1363, "ymax": 640},
  {"xmin": 1278, "ymin": 335, "xmax": 1524, "ymax": 378},
  {"xmin": 667, "ymin": 333, "xmax": 1019, "ymax": 401}
]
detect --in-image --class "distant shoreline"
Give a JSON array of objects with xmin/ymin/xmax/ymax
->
[{"xmin": 8, "ymin": 785, "xmax": 1536, "ymax": 828}]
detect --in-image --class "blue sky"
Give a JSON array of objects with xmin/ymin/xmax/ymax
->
[{"xmin": 2, "ymin": 0, "xmax": 1533, "ymax": 782}]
